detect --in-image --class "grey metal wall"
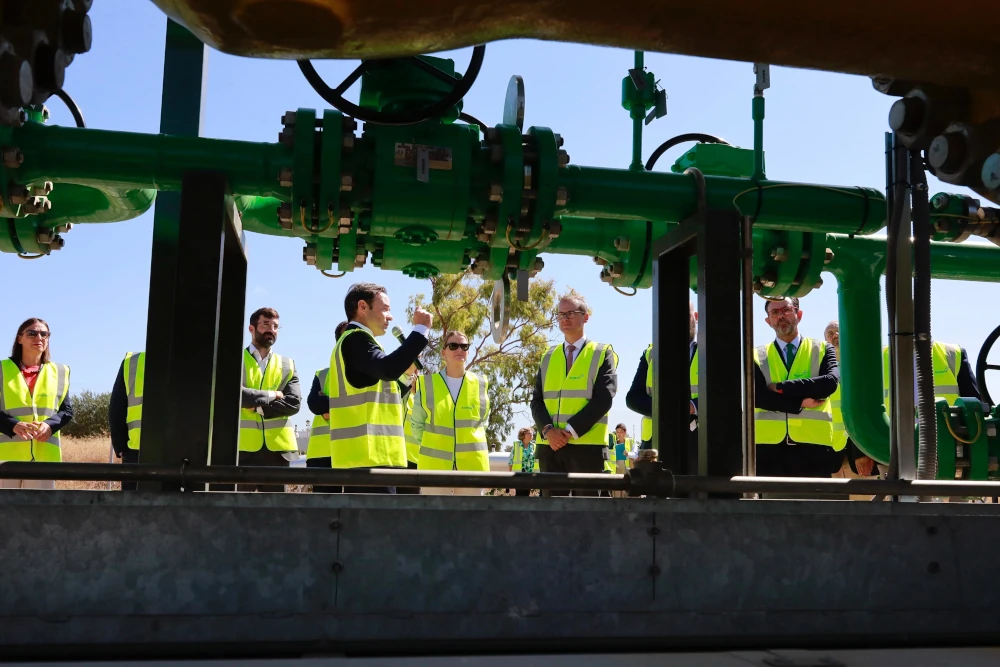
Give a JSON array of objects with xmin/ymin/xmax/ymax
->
[{"xmin": 1, "ymin": 491, "xmax": 999, "ymax": 659}]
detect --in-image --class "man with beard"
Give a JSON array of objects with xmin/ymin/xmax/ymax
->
[
  {"xmin": 754, "ymin": 297, "xmax": 841, "ymax": 479},
  {"xmin": 239, "ymin": 307, "xmax": 301, "ymax": 492},
  {"xmin": 626, "ymin": 302, "xmax": 698, "ymax": 471}
]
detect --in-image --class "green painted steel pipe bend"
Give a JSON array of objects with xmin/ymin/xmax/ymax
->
[{"xmin": 826, "ymin": 234, "xmax": 1000, "ymax": 464}]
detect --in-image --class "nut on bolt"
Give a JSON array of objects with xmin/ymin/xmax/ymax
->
[
  {"xmin": 557, "ymin": 149, "xmax": 570, "ymax": 167},
  {"xmin": 488, "ymin": 183, "xmax": 503, "ymax": 202},
  {"xmin": 23, "ymin": 197, "xmax": 50, "ymax": 215},
  {"xmin": 824, "ymin": 248, "xmax": 834, "ymax": 264},
  {"xmin": 770, "ymin": 247, "xmax": 787, "ymax": 262},
  {"xmin": 48, "ymin": 236, "xmax": 65, "ymax": 251},
  {"xmin": 555, "ymin": 187, "xmax": 568, "ymax": 206},
  {"xmin": 546, "ymin": 220, "xmax": 562, "ymax": 238},
  {"xmin": 2, "ymin": 147, "xmax": 23, "ymax": 168},
  {"xmin": 8, "ymin": 185, "xmax": 29, "ymax": 205},
  {"xmin": 341, "ymin": 174, "xmax": 353, "ymax": 192},
  {"xmin": 32, "ymin": 181, "xmax": 53, "ymax": 196},
  {"xmin": 303, "ymin": 245, "xmax": 318, "ymax": 266},
  {"xmin": 277, "ymin": 202, "xmax": 293, "ymax": 229},
  {"xmin": 608, "ymin": 262, "xmax": 624, "ymax": 279},
  {"xmin": 278, "ymin": 128, "xmax": 294, "ymax": 146},
  {"xmin": 278, "ymin": 168, "xmax": 293, "ymax": 188},
  {"xmin": 36, "ymin": 229, "xmax": 54, "ymax": 243},
  {"xmin": 281, "ymin": 111, "xmax": 297, "ymax": 127},
  {"xmin": 532, "ymin": 257, "xmax": 544, "ymax": 274},
  {"xmin": 614, "ymin": 236, "xmax": 630, "ymax": 252}
]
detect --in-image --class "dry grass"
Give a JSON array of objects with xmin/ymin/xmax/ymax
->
[{"xmin": 58, "ymin": 436, "xmax": 120, "ymax": 491}]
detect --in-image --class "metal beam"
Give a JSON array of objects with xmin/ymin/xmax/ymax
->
[{"xmin": 140, "ymin": 20, "xmax": 208, "ymax": 485}]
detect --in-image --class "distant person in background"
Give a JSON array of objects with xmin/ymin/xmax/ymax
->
[
  {"xmin": 0, "ymin": 318, "xmax": 73, "ymax": 489},
  {"xmin": 306, "ymin": 320, "xmax": 349, "ymax": 493},
  {"xmin": 509, "ymin": 426, "xmax": 537, "ymax": 496}
]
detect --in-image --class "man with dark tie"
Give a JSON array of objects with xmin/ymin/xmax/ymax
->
[{"xmin": 753, "ymin": 297, "xmax": 842, "ymax": 478}]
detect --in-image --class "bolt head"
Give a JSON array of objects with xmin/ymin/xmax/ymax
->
[
  {"xmin": 557, "ymin": 150, "xmax": 570, "ymax": 167},
  {"xmin": 49, "ymin": 236, "xmax": 64, "ymax": 250},
  {"xmin": 32, "ymin": 181, "xmax": 53, "ymax": 196},
  {"xmin": 824, "ymin": 248, "xmax": 834, "ymax": 264},
  {"xmin": 36, "ymin": 229, "xmax": 53, "ymax": 243},
  {"xmin": 609, "ymin": 262, "xmax": 624, "ymax": 278},
  {"xmin": 341, "ymin": 174, "xmax": 353, "ymax": 192},
  {"xmin": 982, "ymin": 154, "xmax": 1000, "ymax": 190},
  {"xmin": 278, "ymin": 128, "xmax": 294, "ymax": 146},
  {"xmin": 488, "ymin": 184, "xmax": 503, "ymax": 202},
  {"xmin": 555, "ymin": 187, "xmax": 568, "ymax": 206},
  {"xmin": 554, "ymin": 133, "xmax": 564, "ymax": 147},
  {"xmin": 614, "ymin": 236, "xmax": 630, "ymax": 252},
  {"xmin": 934, "ymin": 220, "xmax": 951, "ymax": 234},
  {"xmin": 888, "ymin": 96, "xmax": 925, "ymax": 134},
  {"xmin": 547, "ymin": 220, "xmax": 562, "ymax": 238},
  {"xmin": 929, "ymin": 132, "xmax": 967, "ymax": 173},
  {"xmin": 281, "ymin": 111, "xmax": 297, "ymax": 127},
  {"xmin": 2, "ymin": 147, "xmax": 23, "ymax": 168},
  {"xmin": 278, "ymin": 168, "xmax": 293, "ymax": 188}
]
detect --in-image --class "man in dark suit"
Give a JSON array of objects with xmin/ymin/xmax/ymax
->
[
  {"xmin": 531, "ymin": 293, "xmax": 618, "ymax": 497},
  {"xmin": 754, "ymin": 297, "xmax": 842, "ymax": 478},
  {"xmin": 322, "ymin": 283, "xmax": 430, "ymax": 493}
]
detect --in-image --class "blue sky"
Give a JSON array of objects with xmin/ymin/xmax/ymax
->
[{"xmin": 7, "ymin": 1, "xmax": 999, "ymax": 435}]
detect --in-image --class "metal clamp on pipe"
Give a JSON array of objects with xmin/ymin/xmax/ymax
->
[{"xmin": 626, "ymin": 460, "xmax": 675, "ymax": 497}]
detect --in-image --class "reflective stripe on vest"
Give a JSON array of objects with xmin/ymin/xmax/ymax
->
[
  {"xmin": 640, "ymin": 344, "xmax": 699, "ymax": 442},
  {"xmin": 829, "ymin": 384, "xmax": 847, "ymax": 452},
  {"xmin": 881, "ymin": 342, "xmax": 962, "ymax": 419},
  {"xmin": 239, "ymin": 350, "xmax": 297, "ymax": 453},
  {"xmin": 416, "ymin": 372, "xmax": 489, "ymax": 471},
  {"xmin": 539, "ymin": 341, "xmax": 617, "ymax": 445},
  {"xmin": 306, "ymin": 368, "xmax": 331, "ymax": 459},
  {"xmin": 326, "ymin": 329, "xmax": 406, "ymax": 469},
  {"xmin": 124, "ymin": 352, "xmax": 145, "ymax": 451},
  {"xmin": 0, "ymin": 359, "xmax": 70, "ymax": 462},
  {"xmin": 753, "ymin": 339, "xmax": 834, "ymax": 447},
  {"xmin": 403, "ymin": 391, "xmax": 418, "ymax": 465}
]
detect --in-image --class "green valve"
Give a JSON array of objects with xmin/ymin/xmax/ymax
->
[{"xmin": 394, "ymin": 226, "xmax": 438, "ymax": 246}]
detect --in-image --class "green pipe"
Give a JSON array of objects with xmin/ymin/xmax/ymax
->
[
  {"xmin": 235, "ymin": 195, "xmax": 304, "ymax": 237},
  {"xmin": 42, "ymin": 184, "xmax": 156, "ymax": 226},
  {"xmin": 11, "ymin": 122, "xmax": 291, "ymax": 200},
  {"xmin": 560, "ymin": 166, "xmax": 885, "ymax": 234},
  {"xmin": 751, "ymin": 96, "xmax": 765, "ymax": 181},
  {"xmin": 628, "ymin": 51, "xmax": 644, "ymax": 172},
  {"xmin": 826, "ymin": 234, "xmax": 1000, "ymax": 464}
]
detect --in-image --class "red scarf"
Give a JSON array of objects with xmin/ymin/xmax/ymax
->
[{"xmin": 19, "ymin": 364, "xmax": 40, "ymax": 395}]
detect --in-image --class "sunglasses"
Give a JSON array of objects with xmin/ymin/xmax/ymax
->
[
  {"xmin": 24, "ymin": 330, "xmax": 50, "ymax": 339},
  {"xmin": 445, "ymin": 342, "xmax": 470, "ymax": 351}
]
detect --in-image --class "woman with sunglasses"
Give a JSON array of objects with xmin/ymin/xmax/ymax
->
[
  {"xmin": 408, "ymin": 331, "xmax": 490, "ymax": 495},
  {"xmin": 0, "ymin": 318, "xmax": 73, "ymax": 489}
]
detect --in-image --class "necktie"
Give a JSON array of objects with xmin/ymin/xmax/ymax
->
[
  {"xmin": 566, "ymin": 344, "xmax": 576, "ymax": 370},
  {"xmin": 785, "ymin": 343, "xmax": 796, "ymax": 368}
]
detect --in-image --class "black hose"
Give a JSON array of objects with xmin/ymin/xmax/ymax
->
[
  {"xmin": 645, "ymin": 133, "xmax": 729, "ymax": 171},
  {"xmin": 458, "ymin": 112, "xmax": 488, "ymax": 133},
  {"xmin": 53, "ymin": 89, "xmax": 85, "ymax": 128},
  {"xmin": 911, "ymin": 149, "xmax": 937, "ymax": 480}
]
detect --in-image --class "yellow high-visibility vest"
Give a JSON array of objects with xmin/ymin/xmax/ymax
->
[
  {"xmin": 881, "ymin": 342, "xmax": 962, "ymax": 419},
  {"xmin": 326, "ymin": 329, "xmax": 406, "ymax": 468},
  {"xmin": 640, "ymin": 345, "xmax": 699, "ymax": 442},
  {"xmin": 538, "ymin": 340, "xmax": 617, "ymax": 446},
  {"xmin": 754, "ymin": 338, "xmax": 836, "ymax": 448},
  {"xmin": 415, "ymin": 372, "xmax": 489, "ymax": 471},
  {"xmin": 123, "ymin": 351, "xmax": 144, "ymax": 450},
  {"xmin": 239, "ymin": 350, "xmax": 297, "ymax": 452},
  {"xmin": 403, "ymin": 390, "xmax": 418, "ymax": 465},
  {"xmin": 306, "ymin": 368, "xmax": 330, "ymax": 460},
  {"xmin": 0, "ymin": 359, "xmax": 70, "ymax": 462}
]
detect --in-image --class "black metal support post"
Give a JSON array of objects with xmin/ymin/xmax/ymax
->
[
  {"xmin": 140, "ymin": 172, "xmax": 240, "ymax": 492},
  {"xmin": 139, "ymin": 20, "xmax": 208, "ymax": 490},
  {"xmin": 652, "ymin": 177, "xmax": 747, "ymax": 493}
]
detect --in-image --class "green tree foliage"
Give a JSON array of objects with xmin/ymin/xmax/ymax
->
[
  {"xmin": 408, "ymin": 272, "xmax": 559, "ymax": 450},
  {"xmin": 61, "ymin": 390, "xmax": 111, "ymax": 438}
]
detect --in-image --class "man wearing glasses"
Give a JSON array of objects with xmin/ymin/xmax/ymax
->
[
  {"xmin": 239, "ymin": 307, "xmax": 301, "ymax": 491},
  {"xmin": 754, "ymin": 297, "xmax": 841, "ymax": 479},
  {"xmin": 531, "ymin": 294, "xmax": 618, "ymax": 497}
]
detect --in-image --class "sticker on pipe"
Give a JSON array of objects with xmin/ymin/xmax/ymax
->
[{"xmin": 394, "ymin": 143, "xmax": 453, "ymax": 171}]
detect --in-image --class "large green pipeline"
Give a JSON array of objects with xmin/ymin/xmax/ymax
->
[
  {"xmin": 561, "ymin": 166, "xmax": 886, "ymax": 234},
  {"xmin": 44, "ymin": 184, "xmax": 156, "ymax": 226},
  {"xmin": 12, "ymin": 123, "xmax": 291, "ymax": 200},
  {"xmin": 827, "ymin": 234, "xmax": 1000, "ymax": 464}
]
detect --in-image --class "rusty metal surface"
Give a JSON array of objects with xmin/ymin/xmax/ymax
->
[{"xmin": 148, "ymin": 0, "xmax": 1000, "ymax": 89}]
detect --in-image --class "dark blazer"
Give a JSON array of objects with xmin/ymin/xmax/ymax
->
[
  {"xmin": 336, "ymin": 323, "xmax": 424, "ymax": 395},
  {"xmin": 531, "ymin": 339, "xmax": 618, "ymax": 437},
  {"xmin": 240, "ymin": 347, "xmax": 302, "ymax": 420},
  {"xmin": 625, "ymin": 342, "xmax": 699, "ymax": 421},
  {"xmin": 0, "ymin": 361, "xmax": 74, "ymax": 439},
  {"xmin": 109, "ymin": 359, "xmax": 128, "ymax": 456},
  {"xmin": 957, "ymin": 347, "xmax": 982, "ymax": 401}
]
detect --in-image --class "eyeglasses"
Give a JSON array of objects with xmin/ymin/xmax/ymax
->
[
  {"xmin": 767, "ymin": 306, "xmax": 797, "ymax": 317},
  {"xmin": 445, "ymin": 342, "xmax": 470, "ymax": 351},
  {"xmin": 556, "ymin": 310, "xmax": 586, "ymax": 320},
  {"xmin": 257, "ymin": 322, "xmax": 280, "ymax": 332},
  {"xmin": 24, "ymin": 330, "xmax": 50, "ymax": 339}
]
